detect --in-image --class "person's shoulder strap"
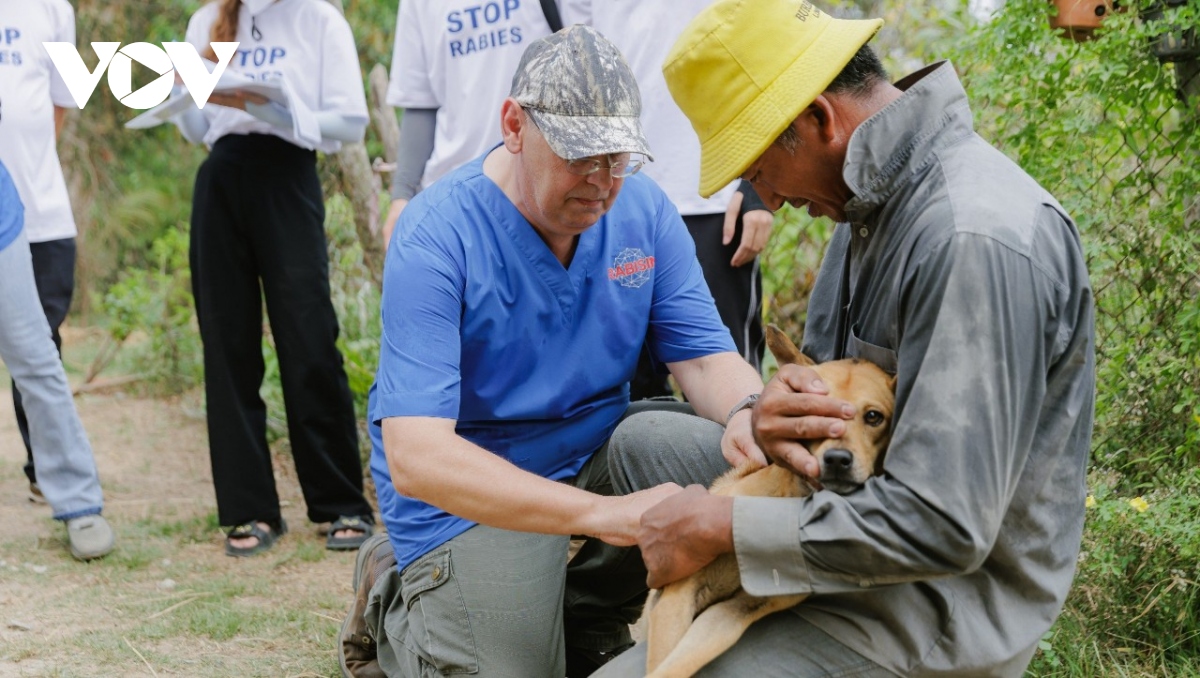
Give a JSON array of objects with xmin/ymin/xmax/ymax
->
[{"xmin": 539, "ymin": 0, "xmax": 564, "ymax": 33}]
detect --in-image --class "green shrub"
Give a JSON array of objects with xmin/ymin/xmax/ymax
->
[
  {"xmin": 950, "ymin": 0, "xmax": 1200, "ymax": 485},
  {"xmin": 759, "ymin": 206, "xmax": 834, "ymax": 350},
  {"xmin": 99, "ymin": 193, "xmax": 380, "ymax": 458},
  {"xmin": 100, "ymin": 225, "xmax": 202, "ymax": 393},
  {"xmin": 1031, "ymin": 470, "xmax": 1200, "ymax": 676}
]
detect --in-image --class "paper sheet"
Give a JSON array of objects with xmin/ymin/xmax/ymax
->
[
  {"xmin": 125, "ymin": 65, "xmax": 321, "ymax": 148},
  {"xmin": 124, "ymin": 90, "xmax": 196, "ymax": 129}
]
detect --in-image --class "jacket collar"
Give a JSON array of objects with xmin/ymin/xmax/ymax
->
[{"xmin": 842, "ymin": 61, "xmax": 975, "ymax": 224}]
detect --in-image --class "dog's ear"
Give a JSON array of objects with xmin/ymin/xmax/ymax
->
[{"xmin": 766, "ymin": 324, "xmax": 813, "ymax": 367}]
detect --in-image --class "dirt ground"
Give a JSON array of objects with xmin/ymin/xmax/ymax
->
[{"xmin": 0, "ymin": 328, "xmax": 360, "ymax": 677}]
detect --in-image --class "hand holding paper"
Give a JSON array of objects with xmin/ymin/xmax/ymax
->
[
  {"xmin": 206, "ymin": 90, "xmax": 270, "ymax": 109},
  {"xmin": 125, "ymin": 62, "xmax": 300, "ymax": 135}
]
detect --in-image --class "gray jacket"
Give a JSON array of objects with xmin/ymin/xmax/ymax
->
[{"xmin": 732, "ymin": 62, "xmax": 1096, "ymax": 676}]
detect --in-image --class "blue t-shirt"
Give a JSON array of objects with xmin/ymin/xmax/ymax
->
[
  {"xmin": 0, "ymin": 160, "xmax": 24, "ymax": 253},
  {"xmin": 369, "ymin": 153, "xmax": 736, "ymax": 571}
]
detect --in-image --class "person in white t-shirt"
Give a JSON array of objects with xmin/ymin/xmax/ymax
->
[
  {"xmin": 0, "ymin": 0, "xmax": 115, "ymax": 561},
  {"xmin": 0, "ymin": 0, "xmax": 85, "ymax": 503},
  {"xmin": 565, "ymin": 0, "xmax": 776, "ymax": 385},
  {"xmin": 378, "ymin": 0, "xmax": 560, "ymax": 247},
  {"xmin": 171, "ymin": 0, "xmax": 375, "ymax": 557}
]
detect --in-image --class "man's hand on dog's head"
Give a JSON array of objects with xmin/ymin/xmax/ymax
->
[
  {"xmin": 752, "ymin": 363, "xmax": 857, "ymax": 479},
  {"xmin": 638, "ymin": 485, "xmax": 734, "ymax": 589}
]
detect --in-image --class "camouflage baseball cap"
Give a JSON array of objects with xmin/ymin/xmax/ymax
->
[{"xmin": 510, "ymin": 25, "xmax": 654, "ymax": 162}]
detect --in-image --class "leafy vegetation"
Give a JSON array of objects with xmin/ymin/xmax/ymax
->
[
  {"xmin": 954, "ymin": 0, "xmax": 1200, "ymax": 489},
  {"xmin": 55, "ymin": 0, "xmax": 1200, "ymax": 675},
  {"xmin": 1038, "ymin": 471, "xmax": 1200, "ymax": 675}
]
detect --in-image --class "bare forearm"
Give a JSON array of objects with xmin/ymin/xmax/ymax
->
[
  {"xmin": 383, "ymin": 418, "xmax": 664, "ymax": 543},
  {"xmin": 670, "ymin": 352, "xmax": 764, "ymax": 423},
  {"xmin": 387, "ymin": 422, "xmax": 592, "ymax": 532}
]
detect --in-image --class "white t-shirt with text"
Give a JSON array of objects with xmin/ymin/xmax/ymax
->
[
  {"xmin": 185, "ymin": 0, "xmax": 368, "ymax": 154},
  {"xmin": 0, "ymin": 0, "xmax": 77, "ymax": 242},
  {"xmin": 386, "ymin": 0, "xmax": 555, "ymax": 189}
]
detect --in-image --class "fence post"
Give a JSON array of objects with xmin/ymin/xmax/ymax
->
[
  {"xmin": 1179, "ymin": 61, "xmax": 1199, "ymax": 227},
  {"xmin": 1179, "ymin": 60, "xmax": 1200, "ymax": 111}
]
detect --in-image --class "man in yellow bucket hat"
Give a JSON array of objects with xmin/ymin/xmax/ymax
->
[{"xmin": 596, "ymin": 0, "xmax": 1096, "ymax": 676}]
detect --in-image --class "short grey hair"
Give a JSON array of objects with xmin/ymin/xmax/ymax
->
[{"xmin": 774, "ymin": 124, "xmax": 801, "ymax": 154}]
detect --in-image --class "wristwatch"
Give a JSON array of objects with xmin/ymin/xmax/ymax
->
[{"xmin": 724, "ymin": 393, "xmax": 760, "ymax": 426}]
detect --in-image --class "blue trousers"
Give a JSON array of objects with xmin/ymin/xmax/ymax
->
[
  {"xmin": 10, "ymin": 236, "xmax": 76, "ymax": 484},
  {"xmin": 0, "ymin": 230, "xmax": 103, "ymax": 520}
]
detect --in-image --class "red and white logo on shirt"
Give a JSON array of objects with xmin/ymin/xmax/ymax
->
[{"xmin": 608, "ymin": 248, "xmax": 655, "ymax": 288}]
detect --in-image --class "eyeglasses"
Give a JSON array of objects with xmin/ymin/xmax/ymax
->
[
  {"xmin": 563, "ymin": 154, "xmax": 647, "ymax": 179},
  {"xmin": 523, "ymin": 109, "xmax": 646, "ymax": 178}
]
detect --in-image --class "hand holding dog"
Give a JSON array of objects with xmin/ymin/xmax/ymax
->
[
  {"xmin": 586, "ymin": 482, "xmax": 685, "ymax": 548},
  {"xmin": 721, "ymin": 408, "xmax": 767, "ymax": 467},
  {"xmin": 753, "ymin": 363, "xmax": 857, "ymax": 479},
  {"xmin": 639, "ymin": 485, "xmax": 734, "ymax": 589}
]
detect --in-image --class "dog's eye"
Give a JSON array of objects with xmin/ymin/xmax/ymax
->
[{"xmin": 864, "ymin": 410, "xmax": 885, "ymax": 427}]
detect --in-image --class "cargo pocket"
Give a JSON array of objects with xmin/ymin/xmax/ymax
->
[{"xmin": 394, "ymin": 549, "xmax": 479, "ymax": 675}]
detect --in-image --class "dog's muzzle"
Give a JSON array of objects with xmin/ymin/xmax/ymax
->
[{"xmin": 818, "ymin": 448, "xmax": 866, "ymax": 494}]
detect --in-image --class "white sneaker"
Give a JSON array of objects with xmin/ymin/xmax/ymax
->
[{"xmin": 67, "ymin": 515, "xmax": 115, "ymax": 561}]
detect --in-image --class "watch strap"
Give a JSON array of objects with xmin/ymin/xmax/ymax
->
[{"xmin": 725, "ymin": 393, "xmax": 760, "ymax": 426}]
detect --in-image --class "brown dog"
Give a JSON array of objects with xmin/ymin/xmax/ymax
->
[{"xmin": 644, "ymin": 325, "xmax": 896, "ymax": 678}]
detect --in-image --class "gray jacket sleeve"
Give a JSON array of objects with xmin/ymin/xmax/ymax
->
[
  {"xmin": 390, "ymin": 107, "xmax": 438, "ymax": 201},
  {"xmin": 733, "ymin": 222, "xmax": 1090, "ymax": 597}
]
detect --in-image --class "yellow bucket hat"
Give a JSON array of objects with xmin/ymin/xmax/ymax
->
[{"xmin": 663, "ymin": 0, "xmax": 883, "ymax": 197}]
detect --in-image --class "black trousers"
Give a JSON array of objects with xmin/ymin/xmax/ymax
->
[
  {"xmin": 190, "ymin": 134, "xmax": 371, "ymax": 528},
  {"xmin": 11, "ymin": 237, "xmax": 76, "ymax": 485},
  {"xmin": 629, "ymin": 211, "xmax": 765, "ymax": 401}
]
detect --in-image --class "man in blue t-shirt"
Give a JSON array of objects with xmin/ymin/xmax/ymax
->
[{"xmin": 339, "ymin": 26, "xmax": 769, "ymax": 678}]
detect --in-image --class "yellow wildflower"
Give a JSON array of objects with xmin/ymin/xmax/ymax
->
[
  {"xmin": 1085, "ymin": 495, "xmax": 1096, "ymax": 508},
  {"xmin": 1129, "ymin": 496, "xmax": 1149, "ymax": 513}
]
